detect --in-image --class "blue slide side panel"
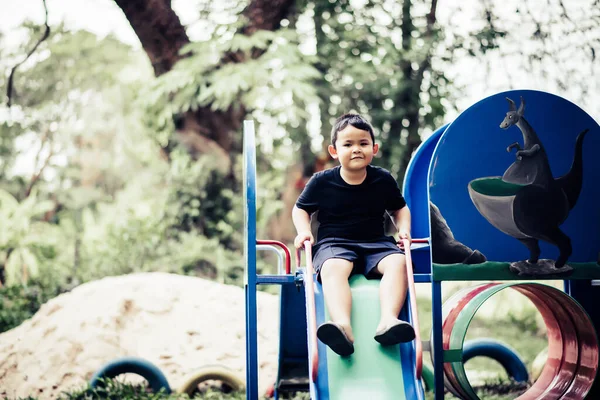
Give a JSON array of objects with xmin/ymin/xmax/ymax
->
[
  {"xmin": 313, "ymin": 282, "xmax": 330, "ymax": 400},
  {"xmin": 399, "ymin": 297, "xmax": 425, "ymax": 400},
  {"xmin": 402, "ymin": 123, "xmax": 448, "ymax": 239}
]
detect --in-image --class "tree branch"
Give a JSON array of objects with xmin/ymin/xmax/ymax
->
[
  {"xmin": 426, "ymin": 0, "xmax": 438, "ymax": 33},
  {"xmin": 6, "ymin": 0, "xmax": 50, "ymax": 107},
  {"xmin": 557, "ymin": 0, "xmax": 573, "ymax": 24},
  {"xmin": 240, "ymin": 0, "xmax": 295, "ymax": 34},
  {"xmin": 25, "ymin": 129, "xmax": 54, "ymax": 198},
  {"xmin": 397, "ymin": 0, "xmax": 439, "ymax": 179},
  {"xmin": 113, "ymin": 0, "xmax": 190, "ymax": 76}
]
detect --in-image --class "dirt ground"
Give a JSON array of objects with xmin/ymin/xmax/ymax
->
[{"xmin": 0, "ymin": 272, "xmax": 280, "ymax": 399}]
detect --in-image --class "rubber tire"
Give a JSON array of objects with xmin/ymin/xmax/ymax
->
[
  {"xmin": 177, "ymin": 365, "xmax": 245, "ymax": 395},
  {"xmin": 89, "ymin": 357, "xmax": 171, "ymax": 394},
  {"xmin": 462, "ymin": 339, "xmax": 529, "ymax": 383}
]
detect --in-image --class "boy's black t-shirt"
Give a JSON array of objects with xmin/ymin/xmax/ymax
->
[{"xmin": 295, "ymin": 165, "xmax": 406, "ymax": 243}]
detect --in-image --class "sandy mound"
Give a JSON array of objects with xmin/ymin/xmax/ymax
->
[{"xmin": 0, "ymin": 273, "xmax": 280, "ymax": 399}]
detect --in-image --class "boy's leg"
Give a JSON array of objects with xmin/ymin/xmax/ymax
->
[
  {"xmin": 319, "ymin": 258, "xmax": 355, "ymax": 342},
  {"xmin": 373, "ymin": 253, "xmax": 415, "ymax": 343},
  {"xmin": 374, "ymin": 253, "xmax": 407, "ymax": 331}
]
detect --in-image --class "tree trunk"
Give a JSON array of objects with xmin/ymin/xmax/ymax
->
[
  {"xmin": 383, "ymin": 0, "xmax": 438, "ymax": 183},
  {"xmin": 112, "ymin": 0, "xmax": 190, "ymax": 76},
  {"xmin": 266, "ymin": 0, "xmax": 335, "ymax": 244},
  {"xmin": 241, "ymin": 0, "xmax": 296, "ymax": 34},
  {"xmin": 0, "ymin": 248, "xmax": 14, "ymax": 287},
  {"xmin": 398, "ymin": 0, "xmax": 438, "ymax": 181}
]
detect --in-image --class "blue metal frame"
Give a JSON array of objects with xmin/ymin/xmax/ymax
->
[
  {"xmin": 413, "ymin": 273, "xmax": 432, "ymax": 283},
  {"xmin": 403, "ymin": 123, "xmax": 447, "ymax": 398},
  {"xmin": 425, "ymin": 122, "xmax": 456, "ymax": 399},
  {"xmin": 403, "ymin": 124, "xmax": 448, "ymax": 399},
  {"xmin": 244, "ymin": 120, "xmax": 259, "ymax": 400},
  {"xmin": 431, "ymin": 281, "xmax": 444, "ymax": 399}
]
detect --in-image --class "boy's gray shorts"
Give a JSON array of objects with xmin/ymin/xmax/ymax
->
[{"xmin": 312, "ymin": 236, "xmax": 404, "ymax": 282}]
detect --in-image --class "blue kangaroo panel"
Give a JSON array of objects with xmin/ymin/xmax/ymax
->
[{"xmin": 429, "ymin": 90, "xmax": 600, "ymax": 279}]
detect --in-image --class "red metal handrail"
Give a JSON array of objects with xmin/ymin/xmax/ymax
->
[
  {"xmin": 256, "ymin": 240, "xmax": 291, "ymax": 274},
  {"xmin": 399, "ymin": 238, "xmax": 429, "ymax": 245},
  {"xmin": 296, "ymin": 241, "xmax": 319, "ymax": 383},
  {"xmin": 402, "ymin": 238, "xmax": 423, "ymax": 379}
]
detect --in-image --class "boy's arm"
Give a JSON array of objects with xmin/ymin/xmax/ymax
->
[
  {"xmin": 292, "ymin": 206, "xmax": 314, "ymax": 249},
  {"xmin": 392, "ymin": 205, "xmax": 411, "ymax": 243}
]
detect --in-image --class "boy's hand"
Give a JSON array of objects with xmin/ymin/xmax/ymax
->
[
  {"xmin": 294, "ymin": 231, "xmax": 314, "ymax": 249},
  {"xmin": 397, "ymin": 230, "xmax": 411, "ymax": 249}
]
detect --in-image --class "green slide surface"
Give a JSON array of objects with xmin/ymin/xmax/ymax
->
[{"xmin": 325, "ymin": 275, "xmax": 408, "ymax": 400}]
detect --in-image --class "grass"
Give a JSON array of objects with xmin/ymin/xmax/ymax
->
[
  {"xmin": 11, "ymin": 380, "xmax": 527, "ymax": 400},
  {"xmin": 8, "ymin": 379, "xmax": 291, "ymax": 400},
  {"xmin": 12, "ymin": 382, "xmax": 525, "ymax": 400},
  {"xmin": 11, "ymin": 379, "xmax": 251, "ymax": 400}
]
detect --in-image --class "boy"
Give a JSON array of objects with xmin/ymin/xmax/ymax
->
[{"xmin": 292, "ymin": 113, "xmax": 415, "ymax": 357}]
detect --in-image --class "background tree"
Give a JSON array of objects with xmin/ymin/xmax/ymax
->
[
  {"xmin": 113, "ymin": 0, "xmax": 297, "ymax": 167},
  {"xmin": 309, "ymin": 0, "xmax": 446, "ymax": 180}
]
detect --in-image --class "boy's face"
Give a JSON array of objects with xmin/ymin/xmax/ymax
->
[{"xmin": 328, "ymin": 125, "xmax": 378, "ymax": 172}]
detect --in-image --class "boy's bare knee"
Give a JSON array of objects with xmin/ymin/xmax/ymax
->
[
  {"xmin": 376, "ymin": 253, "xmax": 406, "ymax": 275},
  {"xmin": 320, "ymin": 258, "xmax": 353, "ymax": 281}
]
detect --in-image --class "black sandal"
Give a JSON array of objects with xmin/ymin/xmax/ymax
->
[
  {"xmin": 316, "ymin": 322, "xmax": 354, "ymax": 356},
  {"xmin": 374, "ymin": 321, "xmax": 416, "ymax": 346}
]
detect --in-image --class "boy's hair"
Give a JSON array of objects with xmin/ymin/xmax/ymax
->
[{"xmin": 331, "ymin": 113, "xmax": 375, "ymax": 147}]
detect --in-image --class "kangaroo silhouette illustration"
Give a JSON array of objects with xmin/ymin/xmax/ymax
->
[
  {"xmin": 469, "ymin": 96, "xmax": 589, "ymax": 272},
  {"xmin": 500, "ymin": 97, "xmax": 554, "ymax": 187}
]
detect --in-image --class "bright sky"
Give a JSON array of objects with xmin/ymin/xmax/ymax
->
[{"xmin": 0, "ymin": 0, "xmax": 196, "ymax": 47}]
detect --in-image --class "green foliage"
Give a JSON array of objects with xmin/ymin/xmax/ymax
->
[
  {"xmin": 141, "ymin": 28, "xmax": 321, "ymax": 145},
  {"xmin": 6, "ymin": 378, "xmax": 526, "ymax": 400},
  {"xmin": 9, "ymin": 379, "xmax": 255, "ymax": 399},
  {"xmin": 57, "ymin": 379, "xmax": 201, "ymax": 399},
  {"xmin": 0, "ymin": 281, "xmax": 60, "ymax": 332},
  {"xmin": 0, "ymin": 23, "xmax": 255, "ymax": 324},
  {"xmin": 476, "ymin": 377, "xmax": 528, "ymax": 398},
  {"xmin": 7, "ymin": 377, "xmax": 311, "ymax": 399},
  {"xmin": 47, "ymin": 158, "xmax": 245, "ymax": 286},
  {"xmin": 9, "ymin": 24, "xmax": 147, "ymax": 109},
  {"xmin": 0, "ymin": 189, "xmax": 57, "ymax": 285},
  {"xmin": 504, "ymin": 305, "xmax": 540, "ymax": 337},
  {"xmin": 166, "ymin": 153, "xmax": 240, "ymax": 245},
  {"xmin": 296, "ymin": 0, "xmax": 457, "ymax": 180}
]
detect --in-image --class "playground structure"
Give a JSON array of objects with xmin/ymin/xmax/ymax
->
[
  {"xmin": 84, "ymin": 90, "xmax": 600, "ymax": 399},
  {"xmin": 244, "ymin": 90, "xmax": 600, "ymax": 399}
]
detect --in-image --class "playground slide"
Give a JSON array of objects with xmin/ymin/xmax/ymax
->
[{"xmin": 308, "ymin": 275, "xmax": 424, "ymax": 400}]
